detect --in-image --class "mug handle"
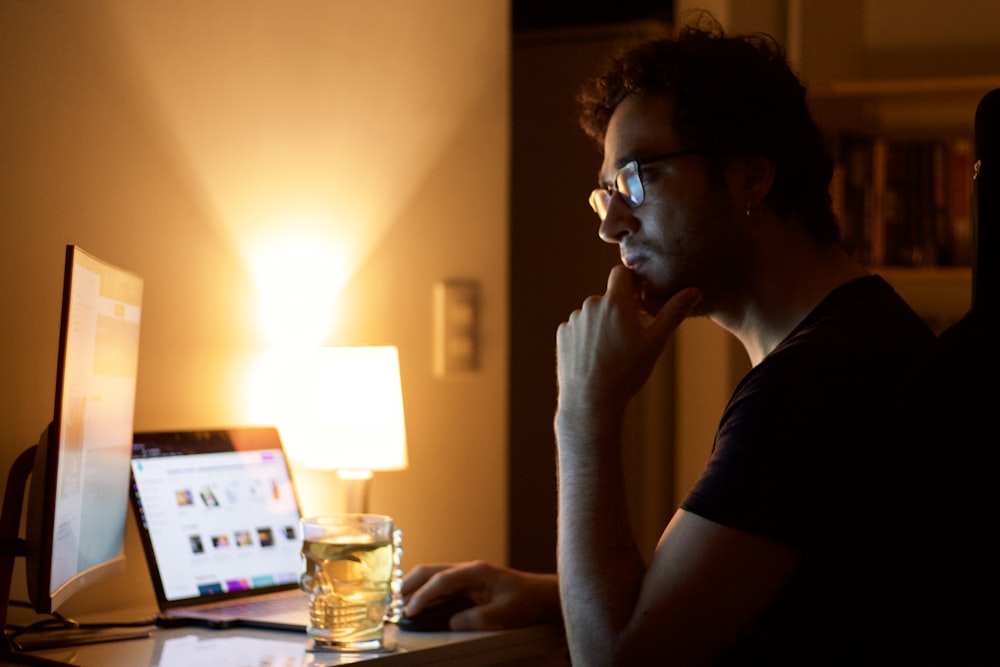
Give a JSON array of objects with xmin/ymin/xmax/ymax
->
[{"xmin": 386, "ymin": 527, "xmax": 404, "ymax": 623}]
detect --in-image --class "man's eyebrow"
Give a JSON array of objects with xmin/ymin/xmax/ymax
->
[
  {"xmin": 596, "ymin": 154, "xmax": 639, "ymax": 185},
  {"xmin": 615, "ymin": 152, "xmax": 639, "ymax": 168}
]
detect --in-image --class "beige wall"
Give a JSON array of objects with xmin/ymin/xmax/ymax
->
[{"xmin": 0, "ymin": 0, "xmax": 509, "ymax": 616}]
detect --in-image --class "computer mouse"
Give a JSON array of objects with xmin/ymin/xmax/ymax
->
[{"xmin": 396, "ymin": 595, "xmax": 475, "ymax": 632}]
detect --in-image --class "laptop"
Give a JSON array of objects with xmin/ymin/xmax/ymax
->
[{"xmin": 129, "ymin": 427, "xmax": 310, "ymax": 630}]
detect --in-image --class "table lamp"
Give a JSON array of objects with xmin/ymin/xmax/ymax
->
[{"xmin": 304, "ymin": 346, "xmax": 408, "ymax": 513}]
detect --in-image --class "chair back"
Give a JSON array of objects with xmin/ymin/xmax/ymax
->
[
  {"xmin": 885, "ymin": 88, "xmax": 1000, "ymax": 664},
  {"xmin": 973, "ymin": 88, "xmax": 999, "ymax": 317}
]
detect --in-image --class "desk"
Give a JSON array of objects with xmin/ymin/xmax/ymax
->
[{"xmin": 4, "ymin": 623, "xmax": 568, "ymax": 666}]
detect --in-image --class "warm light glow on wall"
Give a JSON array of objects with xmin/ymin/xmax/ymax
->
[
  {"xmin": 246, "ymin": 231, "xmax": 350, "ymax": 346},
  {"xmin": 102, "ymin": 3, "xmax": 504, "ymax": 356},
  {"xmin": 250, "ymin": 346, "xmax": 316, "ymax": 462}
]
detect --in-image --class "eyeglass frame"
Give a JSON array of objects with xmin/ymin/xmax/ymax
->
[{"xmin": 588, "ymin": 149, "xmax": 705, "ymax": 221}]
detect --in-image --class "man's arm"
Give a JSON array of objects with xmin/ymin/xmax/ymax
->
[
  {"xmin": 558, "ymin": 465, "xmax": 799, "ymax": 665},
  {"xmin": 555, "ymin": 267, "xmax": 798, "ymax": 665}
]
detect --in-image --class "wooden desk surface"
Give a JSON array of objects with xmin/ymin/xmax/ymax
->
[{"xmin": 4, "ymin": 622, "xmax": 568, "ymax": 666}]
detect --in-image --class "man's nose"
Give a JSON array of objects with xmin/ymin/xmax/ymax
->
[{"xmin": 598, "ymin": 194, "xmax": 638, "ymax": 244}]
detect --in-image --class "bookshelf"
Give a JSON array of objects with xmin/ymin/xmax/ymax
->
[
  {"xmin": 809, "ymin": 76, "xmax": 1000, "ymax": 138},
  {"xmin": 808, "ymin": 75, "xmax": 1000, "ymax": 332}
]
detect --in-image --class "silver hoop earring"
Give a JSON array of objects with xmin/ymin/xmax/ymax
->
[{"xmin": 746, "ymin": 202, "xmax": 752, "ymax": 218}]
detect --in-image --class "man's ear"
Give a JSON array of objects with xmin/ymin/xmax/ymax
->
[{"xmin": 743, "ymin": 155, "xmax": 776, "ymax": 208}]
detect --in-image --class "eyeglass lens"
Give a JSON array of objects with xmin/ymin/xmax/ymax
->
[{"xmin": 589, "ymin": 162, "xmax": 643, "ymax": 221}]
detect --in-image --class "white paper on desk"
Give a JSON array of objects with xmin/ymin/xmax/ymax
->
[{"xmin": 154, "ymin": 635, "xmax": 305, "ymax": 667}]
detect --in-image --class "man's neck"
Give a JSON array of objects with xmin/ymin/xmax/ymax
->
[{"xmin": 712, "ymin": 240, "xmax": 867, "ymax": 367}]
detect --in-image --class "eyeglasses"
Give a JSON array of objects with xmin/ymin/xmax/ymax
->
[{"xmin": 588, "ymin": 149, "xmax": 704, "ymax": 221}]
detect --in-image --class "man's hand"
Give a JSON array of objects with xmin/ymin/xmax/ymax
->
[
  {"xmin": 401, "ymin": 561, "xmax": 561, "ymax": 631},
  {"xmin": 556, "ymin": 265, "xmax": 701, "ymax": 419}
]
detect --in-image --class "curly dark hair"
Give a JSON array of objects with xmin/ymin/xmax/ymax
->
[{"xmin": 578, "ymin": 18, "xmax": 839, "ymax": 244}]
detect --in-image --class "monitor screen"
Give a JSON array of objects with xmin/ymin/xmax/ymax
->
[{"xmin": 24, "ymin": 245, "xmax": 143, "ymax": 613}]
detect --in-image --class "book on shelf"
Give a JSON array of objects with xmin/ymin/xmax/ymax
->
[{"xmin": 828, "ymin": 134, "xmax": 974, "ymax": 268}]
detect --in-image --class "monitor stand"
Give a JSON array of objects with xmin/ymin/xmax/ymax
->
[
  {"xmin": 1, "ymin": 445, "xmax": 63, "ymax": 665},
  {"xmin": 1, "ymin": 445, "xmax": 148, "ymax": 666}
]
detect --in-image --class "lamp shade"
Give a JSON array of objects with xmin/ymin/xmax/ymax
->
[{"xmin": 302, "ymin": 346, "xmax": 408, "ymax": 472}]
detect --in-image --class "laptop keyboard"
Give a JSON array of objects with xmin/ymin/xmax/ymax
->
[{"xmin": 202, "ymin": 592, "xmax": 305, "ymax": 616}]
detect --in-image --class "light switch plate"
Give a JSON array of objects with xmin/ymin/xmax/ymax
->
[{"xmin": 434, "ymin": 280, "xmax": 479, "ymax": 376}]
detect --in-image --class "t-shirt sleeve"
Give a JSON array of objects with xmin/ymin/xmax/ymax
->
[{"xmin": 680, "ymin": 344, "xmax": 862, "ymax": 549}]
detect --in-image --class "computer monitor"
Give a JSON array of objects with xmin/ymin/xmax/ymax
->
[
  {"xmin": 25, "ymin": 244, "xmax": 144, "ymax": 612},
  {"xmin": 1, "ymin": 245, "xmax": 143, "ymax": 658}
]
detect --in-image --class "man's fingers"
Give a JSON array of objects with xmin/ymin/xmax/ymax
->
[
  {"xmin": 606, "ymin": 265, "xmax": 639, "ymax": 301},
  {"xmin": 402, "ymin": 563, "xmax": 449, "ymax": 596},
  {"xmin": 647, "ymin": 287, "xmax": 702, "ymax": 342},
  {"xmin": 403, "ymin": 561, "xmax": 488, "ymax": 616}
]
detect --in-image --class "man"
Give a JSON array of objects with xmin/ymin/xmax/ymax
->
[{"xmin": 404, "ymin": 21, "xmax": 934, "ymax": 665}]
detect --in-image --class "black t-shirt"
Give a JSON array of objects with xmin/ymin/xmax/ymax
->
[{"xmin": 680, "ymin": 275, "xmax": 935, "ymax": 664}]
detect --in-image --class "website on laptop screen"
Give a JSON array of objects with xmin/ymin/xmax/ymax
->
[{"xmin": 131, "ymin": 443, "xmax": 302, "ymax": 604}]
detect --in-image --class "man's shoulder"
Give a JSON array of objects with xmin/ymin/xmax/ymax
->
[{"xmin": 780, "ymin": 274, "xmax": 934, "ymax": 357}]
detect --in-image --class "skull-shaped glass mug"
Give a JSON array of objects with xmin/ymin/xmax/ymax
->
[{"xmin": 299, "ymin": 514, "xmax": 403, "ymax": 652}]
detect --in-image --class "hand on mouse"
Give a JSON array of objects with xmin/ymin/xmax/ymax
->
[
  {"xmin": 401, "ymin": 561, "xmax": 561, "ymax": 631},
  {"xmin": 396, "ymin": 595, "xmax": 475, "ymax": 632}
]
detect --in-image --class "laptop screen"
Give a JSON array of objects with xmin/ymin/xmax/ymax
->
[{"xmin": 130, "ymin": 428, "xmax": 303, "ymax": 607}]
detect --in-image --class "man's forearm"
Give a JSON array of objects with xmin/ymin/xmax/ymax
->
[{"xmin": 555, "ymin": 410, "xmax": 647, "ymax": 665}]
